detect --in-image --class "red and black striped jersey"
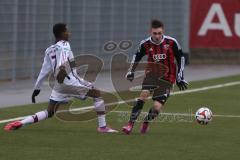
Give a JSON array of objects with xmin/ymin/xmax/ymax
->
[{"xmin": 129, "ymin": 36, "xmax": 185, "ymax": 84}]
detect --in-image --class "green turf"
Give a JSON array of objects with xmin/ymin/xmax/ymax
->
[{"xmin": 0, "ymin": 75, "xmax": 240, "ymax": 160}]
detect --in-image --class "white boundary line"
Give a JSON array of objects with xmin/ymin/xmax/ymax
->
[
  {"xmin": 111, "ymin": 111, "xmax": 240, "ymax": 118},
  {"xmin": 1, "ymin": 81, "xmax": 240, "ymax": 124}
]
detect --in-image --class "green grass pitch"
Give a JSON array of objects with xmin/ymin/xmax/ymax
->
[{"xmin": 0, "ymin": 75, "xmax": 240, "ymax": 160}]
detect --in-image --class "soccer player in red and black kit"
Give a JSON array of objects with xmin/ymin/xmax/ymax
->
[{"xmin": 122, "ymin": 19, "xmax": 188, "ymax": 134}]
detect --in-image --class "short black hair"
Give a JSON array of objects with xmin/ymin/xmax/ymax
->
[
  {"xmin": 53, "ymin": 23, "xmax": 67, "ymax": 39},
  {"xmin": 151, "ymin": 19, "xmax": 164, "ymax": 28}
]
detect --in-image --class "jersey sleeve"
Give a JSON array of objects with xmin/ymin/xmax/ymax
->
[
  {"xmin": 34, "ymin": 51, "xmax": 52, "ymax": 90},
  {"xmin": 128, "ymin": 41, "xmax": 146, "ymax": 72},
  {"xmin": 172, "ymin": 39, "xmax": 185, "ymax": 81}
]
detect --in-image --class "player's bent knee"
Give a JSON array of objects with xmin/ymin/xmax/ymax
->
[
  {"xmin": 139, "ymin": 90, "xmax": 150, "ymax": 102},
  {"xmin": 153, "ymin": 101, "xmax": 163, "ymax": 111},
  {"xmin": 86, "ymin": 89, "xmax": 101, "ymax": 98},
  {"xmin": 139, "ymin": 96, "xmax": 148, "ymax": 102},
  {"xmin": 152, "ymin": 94, "xmax": 168, "ymax": 106}
]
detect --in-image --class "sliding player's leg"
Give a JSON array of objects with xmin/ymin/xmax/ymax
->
[{"xmin": 3, "ymin": 99, "xmax": 61, "ymax": 131}]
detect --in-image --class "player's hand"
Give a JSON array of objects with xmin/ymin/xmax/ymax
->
[
  {"xmin": 176, "ymin": 79, "xmax": 188, "ymax": 91},
  {"xmin": 32, "ymin": 89, "xmax": 40, "ymax": 103},
  {"xmin": 125, "ymin": 71, "xmax": 134, "ymax": 82},
  {"xmin": 56, "ymin": 66, "xmax": 70, "ymax": 84}
]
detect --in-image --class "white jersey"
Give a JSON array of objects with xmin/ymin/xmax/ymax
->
[
  {"xmin": 34, "ymin": 40, "xmax": 74, "ymax": 89},
  {"xmin": 34, "ymin": 40, "xmax": 92, "ymax": 101}
]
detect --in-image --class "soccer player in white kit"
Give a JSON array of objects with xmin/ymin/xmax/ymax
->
[{"xmin": 4, "ymin": 23, "xmax": 118, "ymax": 133}]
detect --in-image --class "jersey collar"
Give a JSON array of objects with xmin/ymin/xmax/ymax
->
[{"xmin": 150, "ymin": 35, "xmax": 165, "ymax": 45}]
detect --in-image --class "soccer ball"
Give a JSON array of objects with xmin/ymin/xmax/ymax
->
[{"xmin": 195, "ymin": 107, "xmax": 213, "ymax": 125}]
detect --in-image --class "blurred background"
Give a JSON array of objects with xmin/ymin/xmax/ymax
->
[
  {"xmin": 0, "ymin": 0, "xmax": 190, "ymax": 80},
  {"xmin": 0, "ymin": 0, "xmax": 239, "ymax": 107}
]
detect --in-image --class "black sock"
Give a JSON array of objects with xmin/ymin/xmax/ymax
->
[
  {"xmin": 129, "ymin": 99, "xmax": 145, "ymax": 124},
  {"xmin": 144, "ymin": 107, "xmax": 159, "ymax": 123}
]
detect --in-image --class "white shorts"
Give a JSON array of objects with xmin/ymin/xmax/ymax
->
[{"xmin": 50, "ymin": 74, "xmax": 93, "ymax": 102}]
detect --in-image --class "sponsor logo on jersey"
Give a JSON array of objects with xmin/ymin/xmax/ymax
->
[{"xmin": 153, "ymin": 54, "xmax": 167, "ymax": 62}]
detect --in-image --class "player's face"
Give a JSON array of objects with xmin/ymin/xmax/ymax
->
[
  {"xmin": 62, "ymin": 27, "xmax": 70, "ymax": 41},
  {"xmin": 150, "ymin": 27, "xmax": 164, "ymax": 43}
]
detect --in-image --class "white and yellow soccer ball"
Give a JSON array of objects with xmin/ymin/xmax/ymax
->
[{"xmin": 195, "ymin": 107, "xmax": 213, "ymax": 125}]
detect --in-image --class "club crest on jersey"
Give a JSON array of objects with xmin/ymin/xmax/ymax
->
[
  {"xmin": 163, "ymin": 44, "xmax": 169, "ymax": 50},
  {"xmin": 149, "ymin": 47, "xmax": 153, "ymax": 52},
  {"xmin": 153, "ymin": 54, "xmax": 167, "ymax": 62}
]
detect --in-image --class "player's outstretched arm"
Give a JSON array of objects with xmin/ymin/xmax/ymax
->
[
  {"xmin": 173, "ymin": 40, "xmax": 188, "ymax": 91},
  {"xmin": 32, "ymin": 52, "xmax": 52, "ymax": 103},
  {"xmin": 126, "ymin": 42, "xmax": 146, "ymax": 82}
]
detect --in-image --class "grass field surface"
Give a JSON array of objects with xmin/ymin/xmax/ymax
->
[{"xmin": 1, "ymin": 75, "xmax": 240, "ymax": 160}]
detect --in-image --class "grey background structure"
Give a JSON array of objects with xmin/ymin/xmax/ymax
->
[
  {"xmin": 0, "ymin": 0, "xmax": 190, "ymax": 81},
  {"xmin": 0, "ymin": 0, "xmax": 240, "ymax": 108},
  {"xmin": 1, "ymin": 65, "xmax": 240, "ymax": 108}
]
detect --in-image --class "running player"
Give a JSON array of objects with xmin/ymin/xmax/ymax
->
[{"xmin": 122, "ymin": 19, "xmax": 188, "ymax": 134}]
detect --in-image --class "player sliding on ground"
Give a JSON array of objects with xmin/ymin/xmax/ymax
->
[
  {"xmin": 4, "ymin": 23, "xmax": 118, "ymax": 133},
  {"xmin": 122, "ymin": 19, "xmax": 188, "ymax": 134}
]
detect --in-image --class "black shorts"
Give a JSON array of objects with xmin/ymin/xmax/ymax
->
[{"xmin": 142, "ymin": 73, "xmax": 172, "ymax": 104}]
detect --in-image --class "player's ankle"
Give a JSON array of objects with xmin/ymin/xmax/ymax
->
[
  {"xmin": 100, "ymin": 126, "xmax": 106, "ymax": 129},
  {"xmin": 128, "ymin": 121, "xmax": 134, "ymax": 125},
  {"xmin": 143, "ymin": 121, "xmax": 149, "ymax": 124}
]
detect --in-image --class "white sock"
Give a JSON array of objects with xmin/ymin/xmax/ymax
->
[
  {"xmin": 35, "ymin": 110, "xmax": 48, "ymax": 121},
  {"xmin": 97, "ymin": 114, "xmax": 106, "ymax": 128},
  {"xmin": 21, "ymin": 110, "xmax": 48, "ymax": 125},
  {"xmin": 94, "ymin": 98, "xmax": 105, "ymax": 112},
  {"xmin": 20, "ymin": 116, "xmax": 34, "ymax": 125}
]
